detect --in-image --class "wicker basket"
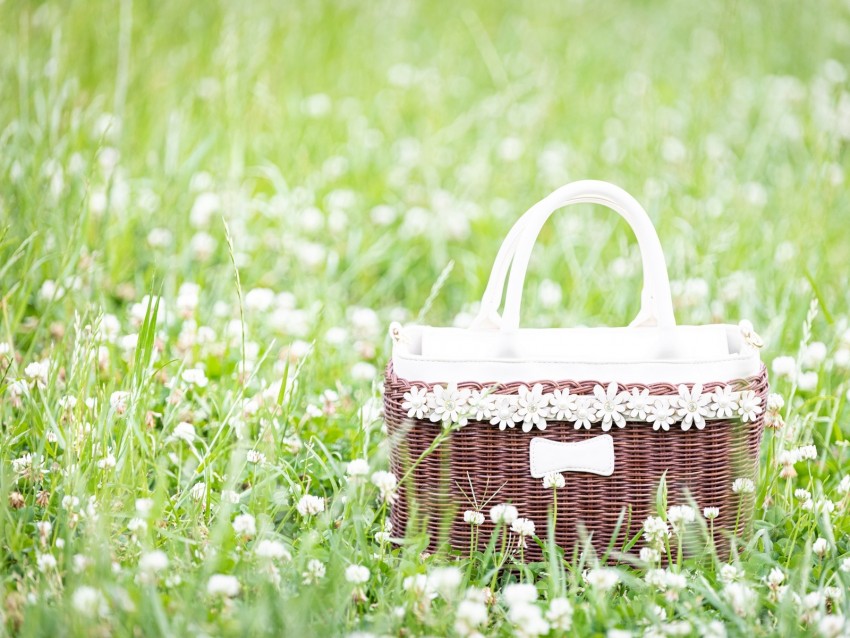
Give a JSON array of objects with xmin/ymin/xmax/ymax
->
[
  {"xmin": 384, "ymin": 364, "xmax": 768, "ymax": 560},
  {"xmin": 383, "ymin": 181, "xmax": 768, "ymax": 561}
]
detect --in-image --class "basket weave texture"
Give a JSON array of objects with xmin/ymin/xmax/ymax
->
[{"xmin": 384, "ymin": 363, "xmax": 768, "ymax": 561}]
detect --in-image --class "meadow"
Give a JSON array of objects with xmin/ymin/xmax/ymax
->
[{"xmin": 1, "ymin": 0, "xmax": 849, "ymax": 635}]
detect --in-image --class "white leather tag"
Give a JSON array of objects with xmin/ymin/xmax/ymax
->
[{"xmin": 529, "ymin": 434, "xmax": 615, "ymax": 478}]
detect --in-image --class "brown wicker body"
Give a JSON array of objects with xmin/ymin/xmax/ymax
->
[{"xmin": 384, "ymin": 363, "xmax": 768, "ymax": 562}]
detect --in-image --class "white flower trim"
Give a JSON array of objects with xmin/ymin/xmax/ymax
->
[{"xmin": 401, "ymin": 382, "xmax": 762, "ymax": 432}]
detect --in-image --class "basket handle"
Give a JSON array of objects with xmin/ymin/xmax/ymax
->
[{"xmin": 470, "ymin": 180, "xmax": 676, "ymax": 331}]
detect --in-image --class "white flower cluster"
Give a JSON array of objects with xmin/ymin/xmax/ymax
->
[{"xmin": 401, "ymin": 382, "xmax": 763, "ymax": 432}]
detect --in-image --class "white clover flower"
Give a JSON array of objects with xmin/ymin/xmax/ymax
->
[
  {"xmin": 351, "ymin": 362, "xmax": 377, "ymax": 382},
  {"xmin": 674, "ymin": 384, "xmax": 711, "ymax": 430},
  {"xmin": 766, "ymin": 393, "xmax": 785, "ymax": 412},
  {"xmin": 642, "ymin": 516, "xmax": 670, "ymax": 547},
  {"xmin": 429, "ymin": 383, "xmax": 471, "ymax": 425},
  {"xmin": 771, "ymin": 356, "xmax": 796, "ymax": 379},
  {"xmin": 592, "ymin": 383, "xmax": 627, "ymax": 431},
  {"xmin": 25, "ymin": 360, "xmax": 50, "ymax": 388},
  {"xmin": 798, "ymin": 371, "xmax": 819, "ymax": 392},
  {"xmin": 813, "ymin": 538, "xmax": 829, "ymax": 557},
  {"xmin": 72, "ymin": 586, "xmax": 107, "ymax": 617},
  {"xmin": 667, "ymin": 505, "xmax": 696, "ymax": 533},
  {"xmin": 507, "ymin": 602, "xmax": 550, "ymax": 638},
  {"xmin": 837, "ymin": 475, "xmax": 850, "ymax": 495},
  {"xmin": 542, "ymin": 472, "xmax": 565, "ymax": 489},
  {"xmin": 189, "ymin": 482, "xmax": 207, "ymax": 501},
  {"xmin": 490, "ymin": 395, "xmax": 519, "ymax": 430},
  {"xmin": 454, "ymin": 599, "xmax": 488, "ymax": 636},
  {"xmin": 58, "ymin": 395, "xmax": 78, "ymax": 410},
  {"xmin": 502, "ymin": 583, "xmax": 538, "ymax": 607},
  {"xmin": 346, "ymin": 458, "xmax": 370, "ymax": 478},
  {"xmin": 510, "ymin": 517, "xmax": 536, "ymax": 548},
  {"xmin": 401, "ymin": 386, "xmax": 430, "ymax": 419},
  {"xmin": 516, "ymin": 384, "xmax": 551, "ymax": 432},
  {"xmin": 645, "ymin": 569, "xmax": 687, "ymax": 598},
  {"xmin": 172, "ymin": 421, "xmax": 196, "ymax": 443},
  {"xmin": 732, "ymin": 478, "xmax": 755, "ymax": 494},
  {"xmin": 719, "ymin": 564, "xmax": 743, "ymax": 584},
  {"xmin": 181, "ymin": 368, "xmax": 209, "ymax": 388},
  {"xmin": 794, "ymin": 445, "xmax": 818, "ymax": 461},
  {"xmin": 36, "ymin": 520, "xmax": 52, "ymax": 541},
  {"xmin": 490, "ymin": 503, "xmax": 519, "ymax": 525},
  {"xmin": 550, "ymin": 388, "xmax": 577, "ymax": 420},
  {"xmin": 302, "ymin": 559, "xmax": 326, "ymax": 584},
  {"xmin": 795, "ymin": 488, "xmax": 812, "ymax": 501},
  {"xmin": 640, "ymin": 547, "xmax": 661, "ymax": 564},
  {"xmin": 801, "ymin": 341, "xmax": 828, "ymax": 368},
  {"xmin": 818, "ymin": 614, "xmax": 846, "ymax": 638},
  {"xmin": 840, "ymin": 557, "xmax": 850, "ymax": 573},
  {"xmin": 724, "ymin": 582, "xmax": 756, "ymax": 617},
  {"xmin": 207, "ymin": 574, "xmax": 240, "ymax": 597},
  {"xmin": 97, "ymin": 453, "xmax": 117, "ymax": 470},
  {"xmin": 110, "ymin": 391, "xmax": 131, "ymax": 415},
  {"xmin": 625, "ymin": 388, "xmax": 651, "ymax": 420},
  {"xmin": 370, "ymin": 471, "xmax": 398, "ymax": 503},
  {"xmin": 402, "ymin": 574, "xmax": 431, "ymax": 599},
  {"xmin": 135, "ymin": 498, "xmax": 154, "ymax": 517},
  {"xmin": 463, "ymin": 510, "xmax": 485, "ymax": 525},
  {"xmin": 128, "ymin": 517, "xmax": 146, "ymax": 533},
  {"xmin": 233, "ymin": 513, "xmax": 256, "ymax": 537},
  {"xmin": 765, "ymin": 567, "xmax": 784, "ymax": 590},
  {"xmin": 427, "ymin": 567, "xmax": 462, "ymax": 598},
  {"xmin": 37, "ymin": 553, "xmax": 57, "ymax": 572},
  {"xmin": 584, "ymin": 568, "xmax": 619, "ymax": 592},
  {"xmin": 246, "ymin": 450, "xmax": 266, "ymax": 464},
  {"xmin": 139, "ymin": 550, "xmax": 169, "ymax": 575},
  {"xmin": 244, "ymin": 288, "xmax": 276, "ymax": 312},
  {"xmin": 545, "ymin": 597, "xmax": 573, "ymax": 631},
  {"xmin": 296, "ymin": 494, "xmax": 325, "ymax": 517},
  {"xmin": 647, "ymin": 398, "xmax": 676, "ymax": 431},
  {"xmin": 221, "ymin": 490, "xmax": 240, "ymax": 504},
  {"xmin": 345, "ymin": 564, "xmax": 370, "ymax": 585},
  {"xmin": 703, "ymin": 507, "xmax": 720, "ymax": 520}
]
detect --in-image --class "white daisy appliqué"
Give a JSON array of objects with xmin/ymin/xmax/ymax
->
[
  {"xmin": 710, "ymin": 386, "xmax": 738, "ymax": 419},
  {"xmin": 737, "ymin": 390, "xmax": 763, "ymax": 423},
  {"xmin": 429, "ymin": 383, "xmax": 470, "ymax": 426},
  {"xmin": 674, "ymin": 384, "xmax": 712, "ymax": 431},
  {"xmin": 592, "ymin": 383, "xmax": 628, "ymax": 431},
  {"xmin": 467, "ymin": 389, "xmax": 494, "ymax": 421},
  {"xmin": 625, "ymin": 388, "xmax": 651, "ymax": 420},
  {"xmin": 647, "ymin": 398, "xmax": 676, "ymax": 432},
  {"xmin": 490, "ymin": 395, "xmax": 519, "ymax": 431},
  {"xmin": 404, "ymin": 380, "xmax": 763, "ymax": 432},
  {"xmin": 402, "ymin": 386, "xmax": 430, "ymax": 419},
  {"xmin": 550, "ymin": 388, "xmax": 577, "ymax": 421},
  {"xmin": 516, "ymin": 383, "xmax": 550, "ymax": 432},
  {"xmin": 570, "ymin": 397, "xmax": 595, "ymax": 430}
]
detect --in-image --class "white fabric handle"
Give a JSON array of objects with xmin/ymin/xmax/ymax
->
[{"xmin": 471, "ymin": 180, "xmax": 676, "ymax": 331}]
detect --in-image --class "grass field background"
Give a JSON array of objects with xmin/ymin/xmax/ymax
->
[{"xmin": 1, "ymin": 0, "xmax": 849, "ymax": 635}]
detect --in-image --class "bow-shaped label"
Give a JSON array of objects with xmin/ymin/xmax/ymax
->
[{"xmin": 529, "ymin": 434, "xmax": 615, "ymax": 478}]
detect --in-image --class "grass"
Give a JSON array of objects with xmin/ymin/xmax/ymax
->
[{"xmin": 1, "ymin": 0, "xmax": 849, "ymax": 635}]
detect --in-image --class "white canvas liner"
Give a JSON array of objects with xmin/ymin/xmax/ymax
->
[{"xmin": 390, "ymin": 180, "xmax": 763, "ymax": 385}]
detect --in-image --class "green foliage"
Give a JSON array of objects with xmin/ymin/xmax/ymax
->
[{"xmin": 0, "ymin": 0, "xmax": 849, "ymax": 636}]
